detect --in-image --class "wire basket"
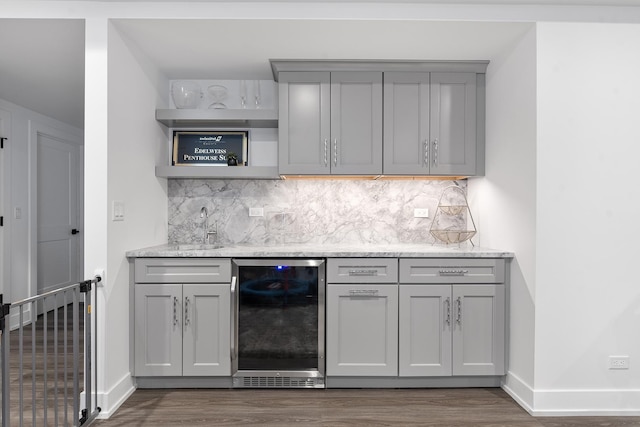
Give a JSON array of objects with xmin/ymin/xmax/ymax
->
[{"xmin": 429, "ymin": 185, "xmax": 477, "ymax": 245}]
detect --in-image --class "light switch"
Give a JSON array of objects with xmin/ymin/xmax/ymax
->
[{"xmin": 112, "ymin": 201, "xmax": 125, "ymax": 221}]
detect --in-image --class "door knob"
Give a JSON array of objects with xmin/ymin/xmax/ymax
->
[{"xmin": 71, "ymin": 229, "xmax": 79, "ymax": 235}]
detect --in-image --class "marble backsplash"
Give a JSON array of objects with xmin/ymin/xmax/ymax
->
[{"xmin": 168, "ymin": 179, "xmax": 469, "ymax": 246}]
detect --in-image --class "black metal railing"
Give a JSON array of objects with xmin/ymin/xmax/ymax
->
[{"xmin": 0, "ymin": 275, "xmax": 102, "ymax": 426}]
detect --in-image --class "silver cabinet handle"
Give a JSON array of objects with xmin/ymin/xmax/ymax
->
[
  {"xmin": 173, "ymin": 296, "xmax": 179, "ymax": 326},
  {"xmin": 424, "ymin": 140, "xmax": 429, "ymax": 167},
  {"xmin": 439, "ymin": 269, "xmax": 469, "ymax": 276},
  {"xmin": 333, "ymin": 138, "xmax": 337, "ymax": 167},
  {"xmin": 348, "ymin": 269, "xmax": 378, "ymax": 276},
  {"xmin": 184, "ymin": 296, "xmax": 190, "ymax": 328},
  {"xmin": 324, "ymin": 138, "xmax": 328, "ymax": 167},
  {"xmin": 445, "ymin": 297, "xmax": 451, "ymax": 326},
  {"xmin": 433, "ymin": 138, "xmax": 439, "ymax": 167},
  {"xmin": 456, "ymin": 296, "xmax": 462, "ymax": 325},
  {"xmin": 230, "ymin": 276, "xmax": 237, "ymax": 361},
  {"xmin": 348, "ymin": 289, "xmax": 379, "ymax": 297}
]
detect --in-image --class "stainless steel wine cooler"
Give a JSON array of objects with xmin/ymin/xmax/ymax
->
[{"xmin": 231, "ymin": 259, "xmax": 325, "ymax": 388}]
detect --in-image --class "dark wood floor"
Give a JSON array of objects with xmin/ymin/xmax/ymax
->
[{"xmin": 93, "ymin": 388, "xmax": 640, "ymax": 427}]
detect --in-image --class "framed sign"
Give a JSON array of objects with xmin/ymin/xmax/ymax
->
[{"xmin": 172, "ymin": 131, "xmax": 248, "ymax": 166}]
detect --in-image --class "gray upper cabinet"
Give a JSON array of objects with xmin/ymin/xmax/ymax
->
[
  {"xmin": 278, "ymin": 71, "xmax": 383, "ymax": 175},
  {"xmin": 273, "ymin": 60, "xmax": 488, "ymax": 177},
  {"xmin": 384, "ymin": 72, "xmax": 479, "ymax": 176},
  {"xmin": 383, "ymin": 72, "xmax": 430, "ymax": 175},
  {"xmin": 430, "ymin": 73, "xmax": 478, "ymax": 176},
  {"xmin": 330, "ymin": 72, "xmax": 383, "ymax": 175},
  {"xmin": 278, "ymin": 72, "xmax": 330, "ymax": 175}
]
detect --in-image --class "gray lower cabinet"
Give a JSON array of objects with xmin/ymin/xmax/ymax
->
[
  {"xmin": 326, "ymin": 284, "xmax": 399, "ymax": 376},
  {"xmin": 278, "ymin": 71, "xmax": 383, "ymax": 175},
  {"xmin": 326, "ymin": 257, "xmax": 506, "ymax": 379},
  {"xmin": 133, "ymin": 258, "xmax": 231, "ymax": 377},
  {"xmin": 325, "ymin": 258, "xmax": 399, "ymax": 376},
  {"xmin": 383, "ymin": 72, "xmax": 479, "ymax": 176},
  {"xmin": 399, "ymin": 283, "xmax": 505, "ymax": 377},
  {"xmin": 399, "ymin": 258, "xmax": 506, "ymax": 377}
]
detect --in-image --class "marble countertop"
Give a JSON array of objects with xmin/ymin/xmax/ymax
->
[{"xmin": 125, "ymin": 243, "xmax": 513, "ymax": 259}]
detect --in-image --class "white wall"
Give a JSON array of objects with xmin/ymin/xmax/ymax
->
[
  {"xmin": 469, "ymin": 24, "xmax": 538, "ymax": 410},
  {"xmin": 98, "ymin": 20, "xmax": 169, "ymax": 416},
  {"xmin": 533, "ymin": 22, "xmax": 640, "ymax": 414}
]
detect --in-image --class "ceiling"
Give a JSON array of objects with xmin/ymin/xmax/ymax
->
[
  {"xmin": 0, "ymin": 0, "xmax": 635, "ymax": 130},
  {"xmin": 0, "ymin": 17, "xmax": 535, "ymax": 130},
  {"xmin": 0, "ymin": 19, "xmax": 85, "ymax": 129}
]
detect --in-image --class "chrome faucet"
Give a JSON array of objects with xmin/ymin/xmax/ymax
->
[{"xmin": 200, "ymin": 207, "xmax": 217, "ymax": 244}]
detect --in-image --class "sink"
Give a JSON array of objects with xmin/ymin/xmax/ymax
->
[{"xmin": 170, "ymin": 244, "xmax": 225, "ymax": 251}]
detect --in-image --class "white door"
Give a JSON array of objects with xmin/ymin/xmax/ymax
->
[{"xmin": 36, "ymin": 128, "xmax": 81, "ymax": 295}]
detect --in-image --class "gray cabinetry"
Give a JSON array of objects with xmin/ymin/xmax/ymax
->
[
  {"xmin": 384, "ymin": 72, "xmax": 479, "ymax": 176},
  {"xmin": 398, "ymin": 284, "xmax": 451, "ymax": 376},
  {"xmin": 133, "ymin": 258, "xmax": 231, "ymax": 377},
  {"xmin": 273, "ymin": 60, "xmax": 488, "ymax": 177},
  {"xmin": 134, "ymin": 283, "xmax": 183, "ymax": 376},
  {"xmin": 399, "ymin": 259, "xmax": 505, "ymax": 377},
  {"xmin": 278, "ymin": 71, "xmax": 382, "ymax": 175},
  {"xmin": 326, "ymin": 258, "xmax": 398, "ymax": 376}
]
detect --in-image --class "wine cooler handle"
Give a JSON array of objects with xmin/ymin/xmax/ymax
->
[{"xmin": 230, "ymin": 276, "xmax": 237, "ymax": 361}]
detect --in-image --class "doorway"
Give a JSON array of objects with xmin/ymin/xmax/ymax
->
[{"xmin": 30, "ymin": 121, "xmax": 83, "ymax": 306}]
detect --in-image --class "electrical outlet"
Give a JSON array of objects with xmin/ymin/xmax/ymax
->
[
  {"xmin": 609, "ymin": 356, "xmax": 630, "ymax": 370},
  {"xmin": 414, "ymin": 208, "xmax": 429, "ymax": 218},
  {"xmin": 249, "ymin": 207, "xmax": 264, "ymax": 217}
]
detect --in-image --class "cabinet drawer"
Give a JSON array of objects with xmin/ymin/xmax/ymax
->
[
  {"xmin": 327, "ymin": 258, "xmax": 398, "ymax": 283},
  {"xmin": 399, "ymin": 258, "xmax": 504, "ymax": 284},
  {"xmin": 134, "ymin": 258, "xmax": 231, "ymax": 283}
]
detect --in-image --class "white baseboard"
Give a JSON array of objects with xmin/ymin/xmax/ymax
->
[
  {"xmin": 96, "ymin": 373, "xmax": 136, "ymax": 419},
  {"xmin": 503, "ymin": 370, "xmax": 640, "ymax": 416},
  {"xmin": 502, "ymin": 371, "xmax": 535, "ymax": 414},
  {"xmin": 531, "ymin": 388, "xmax": 640, "ymax": 416}
]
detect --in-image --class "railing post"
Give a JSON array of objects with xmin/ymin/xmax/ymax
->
[
  {"xmin": 79, "ymin": 276, "xmax": 101, "ymax": 425},
  {"xmin": 1, "ymin": 294, "xmax": 12, "ymax": 427}
]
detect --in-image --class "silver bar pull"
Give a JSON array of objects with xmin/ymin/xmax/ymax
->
[
  {"xmin": 230, "ymin": 276, "xmax": 237, "ymax": 361},
  {"xmin": 456, "ymin": 297, "xmax": 462, "ymax": 325},
  {"xmin": 433, "ymin": 138, "xmax": 439, "ymax": 167},
  {"xmin": 445, "ymin": 297, "xmax": 451, "ymax": 326},
  {"xmin": 424, "ymin": 140, "xmax": 429, "ymax": 167},
  {"xmin": 324, "ymin": 138, "xmax": 328, "ymax": 167},
  {"xmin": 349, "ymin": 289, "xmax": 379, "ymax": 297},
  {"xmin": 348, "ymin": 269, "xmax": 378, "ymax": 276},
  {"xmin": 333, "ymin": 138, "xmax": 338, "ymax": 167},
  {"xmin": 173, "ymin": 296, "xmax": 179, "ymax": 326},
  {"xmin": 184, "ymin": 296, "xmax": 190, "ymax": 327},
  {"xmin": 438, "ymin": 269, "xmax": 469, "ymax": 276}
]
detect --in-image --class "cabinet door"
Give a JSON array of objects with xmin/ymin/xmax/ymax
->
[
  {"xmin": 134, "ymin": 284, "xmax": 182, "ymax": 376},
  {"xmin": 278, "ymin": 72, "xmax": 331, "ymax": 175},
  {"xmin": 383, "ymin": 72, "xmax": 430, "ymax": 175},
  {"xmin": 399, "ymin": 285, "xmax": 452, "ymax": 376},
  {"xmin": 430, "ymin": 73, "xmax": 477, "ymax": 176},
  {"xmin": 452, "ymin": 285, "xmax": 505, "ymax": 376},
  {"xmin": 182, "ymin": 284, "xmax": 231, "ymax": 376},
  {"xmin": 330, "ymin": 72, "xmax": 383, "ymax": 175},
  {"xmin": 326, "ymin": 284, "xmax": 398, "ymax": 376}
]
